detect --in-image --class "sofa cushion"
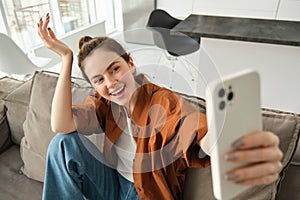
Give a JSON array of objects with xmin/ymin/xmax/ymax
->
[
  {"xmin": 0, "ymin": 100, "xmax": 11, "ymax": 154},
  {"xmin": 0, "ymin": 77, "xmax": 24, "ymax": 153},
  {"xmin": 20, "ymin": 71, "xmax": 94, "ymax": 182},
  {"xmin": 4, "ymin": 80, "xmax": 32, "ymax": 144},
  {"xmin": 0, "ymin": 76, "xmax": 24, "ymax": 99},
  {"xmin": 0, "ymin": 145, "xmax": 43, "ymax": 200},
  {"xmin": 184, "ymin": 108, "xmax": 300, "ymax": 200}
]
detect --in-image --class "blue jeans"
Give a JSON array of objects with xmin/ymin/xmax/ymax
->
[{"xmin": 42, "ymin": 132, "xmax": 139, "ymax": 200}]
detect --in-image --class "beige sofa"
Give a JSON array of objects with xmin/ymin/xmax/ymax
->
[{"xmin": 0, "ymin": 71, "xmax": 299, "ymax": 200}]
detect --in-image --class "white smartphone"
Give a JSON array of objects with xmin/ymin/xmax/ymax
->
[{"xmin": 205, "ymin": 69, "xmax": 262, "ymax": 200}]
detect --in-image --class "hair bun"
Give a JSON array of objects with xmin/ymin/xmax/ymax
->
[{"xmin": 78, "ymin": 36, "xmax": 93, "ymax": 49}]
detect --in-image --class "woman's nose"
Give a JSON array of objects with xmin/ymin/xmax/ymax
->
[{"xmin": 106, "ymin": 75, "xmax": 117, "ymax": 88}]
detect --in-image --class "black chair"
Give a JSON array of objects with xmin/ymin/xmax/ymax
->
[
  {"xmin": 146, "ymin": 9, "xmax": 200, "ymax": 57},
  {"xmin": 146, "ymin": 9, "xmax": 201, "ymax": 88}
]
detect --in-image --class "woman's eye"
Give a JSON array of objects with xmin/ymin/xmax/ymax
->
[
  {"xmin": 112, "ymin": 66, "xmax": 120, "ymax": 73},
  {"xmin": 94, "ymin": 77, "xmax": 103, "ymax": 84}
]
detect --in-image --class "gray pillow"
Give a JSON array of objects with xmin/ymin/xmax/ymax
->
[
  {"xmin": 0, "ymin": 76, "xmax": 24, "ymax": 151},
  {"xmin": 20, "ymin": 71, "xmax": 94, "ymax": 182},
  {"xmin": 4, "ymin": 80, "xmax": 32, "ymax": 144},
  {"xmin": 0, "ymin": 76, "xmax": 24, "ymax": 99}
]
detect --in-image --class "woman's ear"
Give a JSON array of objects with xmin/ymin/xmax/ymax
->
[{"xmin": 129, "ymin": 56, "xmax": 135, "ymax": 71}]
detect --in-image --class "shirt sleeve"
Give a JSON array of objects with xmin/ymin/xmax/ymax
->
[
  {"xmin": 152, "ymin": 90, "xmax": 210, "ymax": 168},
  {"xmin": 167, "ymin": 92, "xmax": 211, "ymax": 168},
  {"xmin": 72, "ymin": 95, "xmax": 104, "ymax": 135}
]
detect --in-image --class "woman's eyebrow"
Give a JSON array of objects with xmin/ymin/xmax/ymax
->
[
  {"xmin": 91, "ymin": 61, "xmax": 120, "ymax": 81},
  {"xmin": 91, "ymin": 74, "xmax": 102, "ymax": 81},
  {"xmin": 106, "ymin": 61, "xmax": 119, "ymax": 72}
]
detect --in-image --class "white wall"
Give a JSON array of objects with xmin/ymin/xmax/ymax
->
[
  {"xmin": 192, "ymin": 0, "xmax": 278, "ymax": 19},
  {"xmin": 196, "ymin": 38, "xmax": 300, "ymax": 113},
  {"xmin": 156, "ymin": 0, "xmax": 193, "ymax": 19},
  {"xmin": 276, "ymin": 0, "xmax": 300, "ymax": 21},
  {"xmin": 157, "ymin": 0, "xmax": 300, "ymax": 21}
]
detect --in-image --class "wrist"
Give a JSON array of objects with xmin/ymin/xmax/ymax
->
[
  {"xmin": 61, "ymin": 52, "xmax": 73, "ymax": 63},
  {"xmin": 199, "ymin": 133, "xmax": 211, "ymax": 156}
]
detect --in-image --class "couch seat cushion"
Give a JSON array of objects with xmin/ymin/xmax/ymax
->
[{"xmin": 0, "ymin": 145, "xmax": 43, "ymax": 199}]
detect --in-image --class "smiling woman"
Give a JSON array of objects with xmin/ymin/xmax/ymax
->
[{"xmin": 35, "ymin": 13, "xmax": 284, "ymax": 200}]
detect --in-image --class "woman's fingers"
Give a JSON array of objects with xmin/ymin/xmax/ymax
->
[
  {"xmin": 224, "ymin": 131, "xmax": 283, "ymax": 163},
  {"xmin": 37, "ymin": 15, "xmax": 52, "ymax": 44},
  {"xmin": 231, "ymin": 131, "xmax": 280, "ymax": 150},
  {"xmin": 241, "ymin": 173, "xmax": 279, "ymax": 186},
  {"xmin": 47, "ymin": 27, "xmax": 57, "ymax": 40},
  {"xmin": 42, "ymin": 13, "xmax": 50, "ymax": 31},
  {"xmin": 37, "ymin": 14, "xmax": 69, "ymax": 54},
  {"xmin": 224, "ymin": 146, "xmax": 283, "ymax": 163},
  {"xmin": 224, "ymin": 161, "xmax": 282, "ymax": 186},
  {"xmin": 224, "ymin": 131, "xmax": 283, "ymax": 186}
]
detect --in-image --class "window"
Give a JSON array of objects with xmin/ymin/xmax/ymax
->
[
  {"xmin": 58, "ymin": 0, "xmax": 91, "ymax": 33},
  {"xmin": 1, "ymin": 0, "xmax": 50, "ymax": 51},
  {"xmin": 0, "ymin": 0, "xmax": 116, "ymax": 52}
]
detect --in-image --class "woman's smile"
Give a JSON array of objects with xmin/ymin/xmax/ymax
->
[{"xmin": 110, "ymin": 83, "xmax": 126, "ymax": 98}]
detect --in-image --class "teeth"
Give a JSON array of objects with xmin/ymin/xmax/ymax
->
[{"xmin": 111, "ymin": 85, "xmax": 125, "ymax": 95}]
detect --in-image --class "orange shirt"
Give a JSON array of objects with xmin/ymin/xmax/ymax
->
[{"xmin": 73, "ymin": 74, "xmax": 210, "ymax": 199}]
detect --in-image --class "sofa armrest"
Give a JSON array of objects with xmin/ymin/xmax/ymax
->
[
  {"xmin": 0, "ymin": 100, "xmax": 12, "ymax": 154},
  {"xmin": 276, "ymin": 136, "xmax": 300, "ymax": 200}
]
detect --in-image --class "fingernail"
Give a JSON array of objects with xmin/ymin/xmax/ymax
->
[
  {"xmin": 40, "ymin": 17, "xmax": 42, "ymax": 21},
  {"xmin": 47, "ymin": 27, "xmax": 51, "ymax": 30},
  {"xmin": 37, "ymin": 23, "xmax": 39, "ymax": 27},
  {"xmin": 225, "ymin": 173, "xmax": 238, "ymax": 181},
  {"xmin": 224, "ymin": 153, "xmax": 237, "ymax": 161},
  {"xmin": 46, "ymin": 13, "xmax": 49, "ymax": 17},
  {"xmin": 232, "ymin": 139, "xmax": 244, "ymax": 149}
]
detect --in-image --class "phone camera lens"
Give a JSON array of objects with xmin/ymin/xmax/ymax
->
[
  {"xmin": 227, "ymin": 91, "xmax": 234, "ymax": 101},
  {"xmin": 218, "ymin": 88, "xmax": 225, "ymax": 97},
  {"xmin": 219, "ymin": 101, "xmax": 225, "ymax": 110}
]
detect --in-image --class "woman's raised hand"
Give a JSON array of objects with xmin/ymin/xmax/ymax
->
[{"xmin": 37, "ymin": 13, "xmax": 73, "ymax": 58}]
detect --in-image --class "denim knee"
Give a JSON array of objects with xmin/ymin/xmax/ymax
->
[{"xmin": 46, "ymin": 132, "xmax": 82, "ymax": 162}]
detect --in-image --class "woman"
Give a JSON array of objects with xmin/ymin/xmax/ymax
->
[{"xmin": 38, "ymin": 15, "xmax": 283, "ymax": 200}]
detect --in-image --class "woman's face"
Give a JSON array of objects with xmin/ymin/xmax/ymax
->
[{"xmin": 82, "ymin": 49, "xmax": 137, "ymax": 106}]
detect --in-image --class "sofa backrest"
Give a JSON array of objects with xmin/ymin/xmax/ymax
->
[{"xmin": 0, "ymin": 71, "xmax": 299, "ymax": 199}]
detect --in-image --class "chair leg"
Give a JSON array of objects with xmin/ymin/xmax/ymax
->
[
  {"xmin": 151, "ymin": 50, "xmax": 166, "ymax": 81},
  {"xmin": 169, "ymin": 55, "xmax": 177, "ymax": 89}
]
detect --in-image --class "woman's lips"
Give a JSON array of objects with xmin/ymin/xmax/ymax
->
[{"xmin": 110, "ymin": 84, "xmax": 126, "ymax": 96}]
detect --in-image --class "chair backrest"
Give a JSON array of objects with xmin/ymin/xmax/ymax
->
[
  {"xmin": 147, "ymin": 9, "xmax": 181, "ymax": 29},
  {"xmin": 146, "ymin": 9, "xmax": 200, "ymax": 56},
  {"xmin": 0, "ymin": 33, "xmax": 38, "ymax": 74}
]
